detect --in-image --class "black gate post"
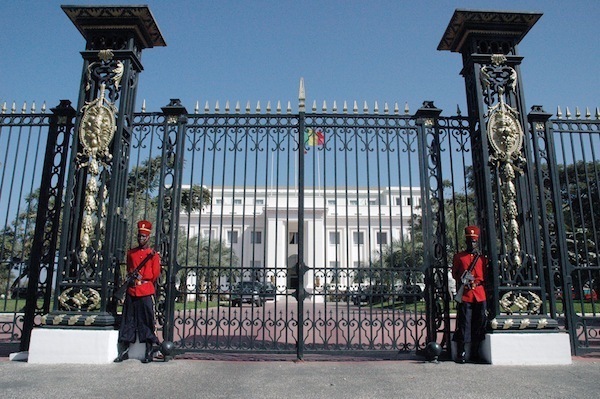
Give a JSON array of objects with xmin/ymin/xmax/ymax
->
[
  {"xmin": 28, "ymin": 6, "xmax": 166, "ymax": 361},
  {"xmin": 155, "ymin": 99, "xmax": 188, "ymax": 345},
  {"xmin": 439, "ymin": 10, "xmax": 571, "ymax": 363},
  {"xmin": 20, "ymin": 100, "xmax": 76, "ymax": 351},
  {"xmin": 415, "ymin": 101, "xmax": 451, "ymax": 354}
]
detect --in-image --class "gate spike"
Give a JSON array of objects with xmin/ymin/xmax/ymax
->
[
  {"xmin": 12, "ymin": 101, "xmax": 16, "ymax": 113},
  {"xmin": 394, "ymin": 102, "xmax": 399, "ymax": 115},
  {"xmin": 322, "ymin": 100, "xmax": 327, "ymax": 112},
  {"xmin": 246, "ymin": 101, "xmax": 251, "ymax": 113},
  {"xmin": 343, "ymin": 101, "xmax": 348, "ymax": 114},
  {"xmin": 596, "ymin": 107, "xmax": 600, "ymax": 120},
  {"xmin": 363, "ymin": 101, "xmax": 368, "ymax": 113},
  {"xmin": 298, "ymin": 77, "xmax": 305, "ymax": 112},
  {"xmin": 276, "ymin": 100, "xmax": 281, "ymax": 114},
  {"xmin": 267, "ymin": 101, "xmax": 271, "ymax": 113},
  {"xmin": 22, "ymin": 101, "xmax": 27, "ymax": 113},
  {"xmin": 142, "ymin": 99, "xmax": 147, "ymax": 113},
  {"xmin": 204, "ymin": 101, "xmax": 210, "ymax": 113},
  {"xmin": 31, "ymin": 101, "xmax": 36, "ymax": 113},
  {"xmin": 374, "ymin": 101, "xmax": 379, "ymax": 114},
  {"xmin": 194, "ymin": 101, "xmax": 199, "ymax": 114},
  {"xmin": 235, "ymin": 101, "xmax": 241, "ymax": 114},
  {"xmin": 586, "ymin": 107, "xmax": 591, "ymax": 119},
  {"xmin": 215, "ymin": 100, "xmax": 220, "ymax": 112},
  {"xmin": 286, "ymin": 101, "xmax": 292, "ymax": 114},
  {"xmin": 2, "ymin": 102, "xmax": 6, "ymax": 114},
  {"xmin": 565, "ymin": 107, "xmax": 571, "ymax": 119},
  {"xmin": 404, "ymin": 102, "xmax": 410, "ymax": 115},
  {"xmin": 353, "ymin": 101, "xmax": 358, "ymax": 114},
  {"xmin": 556, "ymin": 106, "xmax": 562, "ymax": 119},
  {"xmin": 256, "ymin": 101, "xmax": 261, "ymax": 113},
  {"xmin": 457, "ymin": 104, "xmax": 462, "ymax": 116},
  {"xmin": 384, "ymin": 102, "xmax": 389, "ymax": 114},
  {"xmin": 41, "ymin": 101, "xmax": 46, "ymax": 113},
  {"xmin": 575, "ymin": 107, "xmax": 581, "ymax": 118},
  {"xmin": 332, "ymin": 100, "xmax": 338, "ymax": 113},
  {"xmin": 312, "ymin": 100, "xmax": 317, "ymax": 112}
]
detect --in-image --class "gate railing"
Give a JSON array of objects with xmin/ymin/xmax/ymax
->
[
  {"xmin": 2, "ymin": 97, "xmax": 598, "ymax": 357},
  {"xmin": 548, "ymin": 108, "xmax": 600, "ymax": 354},
  {"xmin": 0, "ymin": 101, "xmax": 75, "ymax": 350},
  {"xmin": 124, "ymin": 95, "xmax": 478, "ymax": 358}
]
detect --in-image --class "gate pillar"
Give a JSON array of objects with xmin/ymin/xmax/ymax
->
[
  {"xmin": 438, "ymin": 10, "xmax": 571, "ymax": 364},
  {"xmin": 28, "ymin": 6, "xmax": 165, "ymax": 363}
]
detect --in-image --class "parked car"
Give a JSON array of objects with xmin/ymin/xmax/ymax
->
[
  {"xmin": 230, "ymin": 281, "xmax": 265, "ymax": 306},
  {"xmin": 260, "ymin": 282, "xmax": 276, "ymax": 301},
  {"xmin": 351, "ymin": 284, "xmax": 392, "ymax": 305},
  {"xmin": 396, "ymin": 283, "xmax": 424, "ymax": 304}
]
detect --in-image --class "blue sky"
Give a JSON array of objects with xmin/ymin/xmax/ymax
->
[{"xmin": 1, "ymin": 0, "xmax": 598, "ymax": 116}]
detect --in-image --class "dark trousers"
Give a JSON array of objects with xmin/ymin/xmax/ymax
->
[
  {"xmin": 118, "ymin": 295, "xmax": 159, "ymax": 345},
  {"xmin": 454, "ymin": 301, "xmax": 487, "ymax": 343}
]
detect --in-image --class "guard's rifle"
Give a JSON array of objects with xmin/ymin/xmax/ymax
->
[
  {"xmin": 113, "ymin": 249, "xmax": 157, "ymax": 301},
  {"xmin": 454, "ymin": 252, "xmax": 480, "ymax": 303}
]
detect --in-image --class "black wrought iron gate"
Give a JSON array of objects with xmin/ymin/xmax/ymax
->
[{"xmin": 129, "ymin": 98, "xmax": 471, "ymax": 358}]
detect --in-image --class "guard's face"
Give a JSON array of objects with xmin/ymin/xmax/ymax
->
[
  {"xmin": 467, "ymin": 237, "xmax": 479, "ymax": 252},
  {"xmin": 137, "ymin": 233, "xmax": 150, "ymax": 246}
]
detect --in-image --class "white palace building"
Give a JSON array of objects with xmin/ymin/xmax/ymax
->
[{"xmin": 178, "ymin": 185, "xmax": 422, "ymax": 301}]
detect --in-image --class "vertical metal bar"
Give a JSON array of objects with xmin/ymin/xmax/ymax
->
[{"xmin": 297, "ymin": 108, "xmax": 306, "ymax": 359}]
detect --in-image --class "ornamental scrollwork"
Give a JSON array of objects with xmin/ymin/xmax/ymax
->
[
  {"xmin": 499, "ymin": 291, "xmax": 542, "ymax": 314},
  {"xmin": 58, "ymin": 287, "xmax": 101, "ymax": 311},
  {"xmin": 76, "ymin": 50, "xmax": 121, "ymax": 268},
  {"xmin": 481, "ymin": 54, "xmax": 526, "ymax": 270}
]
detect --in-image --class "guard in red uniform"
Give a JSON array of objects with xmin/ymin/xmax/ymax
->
[
  {"xmin": 114, "ymin": 220, "xmax": 161, "ymax": 363},
  {"xmin": 452, "ymin": 225, "xmax": 488, "ymax": 363}
]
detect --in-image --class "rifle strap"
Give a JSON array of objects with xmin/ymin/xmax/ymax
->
[
  {"xmin": 130, "ymin": 249, "xmax": 157, "ymax": 276},
  {"xmin": 466, "ymin": 253, "xmax": 481, "ymax": 274}
]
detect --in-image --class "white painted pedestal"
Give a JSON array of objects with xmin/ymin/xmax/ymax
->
[
  {"xmin": 481, "ymin": 332, "xmax": 572, "ymax": 365},
  {"xmin": 27, "ymin": 328, "xmax": 147, "ymax": 364}
]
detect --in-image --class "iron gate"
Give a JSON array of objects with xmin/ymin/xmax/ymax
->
[
  {"xmin": 1, "ymin": 99, "xmax": 599, "ymax": 357},
  {"xmin": 122, "ymin": 98, "xmax": 474, "ymax": 358}
]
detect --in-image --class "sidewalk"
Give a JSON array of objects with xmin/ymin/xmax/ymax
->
[{"xmin": 1, "ymin": 354, "xmax": 599, "ymax": 399}]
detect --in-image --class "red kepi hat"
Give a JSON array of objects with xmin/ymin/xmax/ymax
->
[
  {"xmin": 465, "ymin": 225, "xmax": 480, "ymax": 240},
  {"xmin": 137, "ymin": 220, "xmax": 152, "ymax": 234}
]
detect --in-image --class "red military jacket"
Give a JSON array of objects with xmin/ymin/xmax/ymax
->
[
  {"xmin": 126, "ymin": 246, "xmax": 161, "ymax": 297},
  {"xmin": 452, "ymin": 251, "xmax": 487, "ymax": 303}
]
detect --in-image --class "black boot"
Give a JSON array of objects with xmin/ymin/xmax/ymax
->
[
  {"xmin": 141, "ymin": 342, "xmax": 154, "ymax": 364},
  {"xmin": 114, "ymin": 341, "xmax": 130, "ymax": 363},
  {"xmin": 470, "ymin": 341, "xmax": 482, "ymax": 363},
  {"xmin": 455, "ymin": 342, "xmax": 466, "ymax": 364}
]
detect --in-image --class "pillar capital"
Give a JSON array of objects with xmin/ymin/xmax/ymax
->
[
  {"xmin": 438, "ymin": 9, "xmax": 542, "ymax": 54},
  {"xmin": 62, "ymin": 5, "xmax": 166, "ymax": 50}
]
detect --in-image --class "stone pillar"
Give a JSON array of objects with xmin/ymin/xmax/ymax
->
[
  {"xmin": 29, "ymin": 6, "xmax": 165, "ymax": 364},
  {"xmin": 438, "ymin": 10, "xmax": 571, "ymax": 364}
]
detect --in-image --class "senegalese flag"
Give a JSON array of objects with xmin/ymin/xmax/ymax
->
[{"xmin": 304, "ymin": 128, "xmax": 325, "ymax": 146}]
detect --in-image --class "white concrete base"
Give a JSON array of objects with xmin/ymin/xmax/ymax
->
[
  {"xmin": 9, "ymin": 351, "xmax": 28, "ymax": 362},
  {"xmin": 481, "ymin": 332, "xmax": 572, "ymax": 365},
  {"xmin": 28, "ymin": 328, "xmax": 120, "ymax": 364}
]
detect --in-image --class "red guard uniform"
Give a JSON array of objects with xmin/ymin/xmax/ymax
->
[
  {"xmin": 452, "ymin": 251, "xmax": 487, "ymax": 303},
  {"xmin": 126, "ymin": 246, "xmax": 160, "ymax": 297}
]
